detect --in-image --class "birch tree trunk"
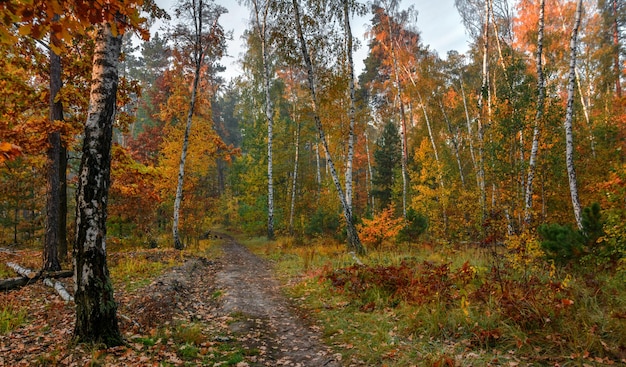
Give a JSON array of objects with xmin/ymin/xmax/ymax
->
[
  {"xmin": 564, "ymin": 0, "xmax": 584, "ymax": 230},
  {"xmin": 439, "ymin": 100, "xmax": 465, "ymax": 187},
  {"xmin": 343, "ymin": 0, "xmax": 356, "ymax": 212},
  {"xmin": 365, "ymin": 132, "xmax": 374, "ymax": 211},
  {"xmin": 292, "ymin": 0, "xmax": 365, "ymax": 255},
  {"xmin": 459, "ymin": 76, "xmax": 479, "ymax": 184},
  {"xmin": 173, "ymin": 0, "xmax": 208, "ymax": 249},
  {"xmin": 289, "ymin": 120, "xmax": 300, "ymax": 235},
  {"xmin": 476, "ymin": 0, "xmax": 490, "ymax": 220},
  {"xmin": 73, "ymin": 22, "xmax": 123, "ymax": 346},
  {"xmin": 248, "ymin": 0, "xmax": 276, "ymax": 239},
  {"xmin": 613, "ymin": 0, "xmax": 621, "ymax": 98},
  {"xmin": 524, "ymin": 0, "xmax": 545, "ymax": 226}
]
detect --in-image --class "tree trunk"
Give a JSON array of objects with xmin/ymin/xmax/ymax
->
[
  {"xmin": 524, "ymin": 0, "xmax": 545, "ymax": 226},
  {"xmin": 364, "ymin": 132, "xmax": 374, "ymax": 211},
  {"xmin": 59, "ymin": 144, "xmax": 68, "ymax": 262},
  {"xmin": 383, "ymin": 5, "xmax": 409, "ymax": 219},
  {"xmin": 289, "ymin": 120, "xmax": 300, "ymax": 235},
  {"xmin": 476, "ymin": 0, "xmax": 490, "ymax": 220},
  {"xmin": 173, "ymin": 1, "xmax": 206, "ymax": 250},
  {"xmin": 439, "ymin": 100, "xmax": 465, "ymax": 187},
  {"xmin": 564, "ymin": 0, "xmax": 584, "ymax": 230},
  {"xmin": 44, "ymin": 31, "xmax": 63, "ymax": 272},
  {"xmin": 252, "ymin": 0, "xmax": 275, "ymax": 240},
  {"xmin": 613, "ymin": 0, "xmax": 621, "ymax": 98},
  {"xmin": 292, "ymin": 0, "xmax": 365, "ymax": 255},
  {"xmin": 73, "ymin": 22, "xmax": 123, "ymax": 346},
  {"xmin": 343, "ymin": 0, "xmax": 357, "ymax": 212}
]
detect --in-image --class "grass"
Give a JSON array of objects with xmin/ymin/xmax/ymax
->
[
  {"xmin": 0, "ymin": 302, "xmax": 28, "ymax": 334},
  {"xmin": 247, "ymin": 235, "xmax": 626, "ymax": 366}
]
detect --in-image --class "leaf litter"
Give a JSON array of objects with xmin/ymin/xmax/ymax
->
[{"xmin": 0, "ymin": 238, "xmax": 340, "ymax": 366}]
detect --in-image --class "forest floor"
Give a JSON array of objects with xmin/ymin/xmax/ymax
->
[{"xmin": 0, "ymin": 234, "xmax": 341, "ymax": 366}]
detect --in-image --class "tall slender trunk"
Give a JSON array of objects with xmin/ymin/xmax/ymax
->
[
  {"xmin": 59, "ymin": 144, "xmax": 68, "ymax": 262},
  {"xmin": 439, "ymin": 100, "xmax": 465, "ymax": 187},
  {"xmin": 459, "ymin": 76, "xmax": 479, "ymax": 181},
  {"xmin": 173, "ymin": 1, "xmax": 207, "ymax": 250},
  {"xmin": 44, "ymin": 24, "xmax": 62, "ymax": 272},
  {"xmin": 292, "ymin": 0, "xmax": 365, "ymax": 255},
  {"xmin": 289, "ymin": 120, "xmax": 300, "ymax": 235},
  {"xmin": 524, "ymin": 0, "xmax": 545, "ymax": 226},
  {"xmin": 613, "ymin": 0, "xmax": 622, "ymax": 98},
  {"xmin": 252, "ymin": 0, "xmax": 275, "ymax": 240},
  {"xmin": 172, "ymin": 58, "xmax": 202, "ymax": 250},
  {"xmin": 343, "ymin": 0, "xmax": 356, "ymax": 212},
  {"xmin": 365, "ymin": 132, "xmax": 374, "ymax": 211},
  {"xmin": 381, "ymin": 3, "xmax": 408, "ymax": 218},
  {"xmin": 564, "ymin": 0, "xmax": 584, "ymax": 230},
  {"xmin": 476, "ymin": 0, "xmax": 490, "ymax": 220},
  {"xmin": 73, "ymin": 22, "xmax": 123, "ymax": 346}
]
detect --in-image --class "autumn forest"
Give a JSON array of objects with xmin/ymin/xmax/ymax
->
[{"xmin": 1, "ymin": 0, "xmax": 625, "ymax": 365}]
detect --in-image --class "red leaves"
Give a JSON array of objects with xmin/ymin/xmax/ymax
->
[{"xmin": 325, "ymin": 260, "xmax": 476, "ymax": 308}]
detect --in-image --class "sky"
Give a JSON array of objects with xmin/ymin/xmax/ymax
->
[{"xmin": 155, "ymin": 0, "xmax": 471, "ymax": 80}]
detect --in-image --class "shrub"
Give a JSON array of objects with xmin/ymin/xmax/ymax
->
[
  {"xmin": 305, "ymin": 206, "xmax": 340, "ymax": 238},
  {"xmin": 357, "ymin": 206, "xmax": 403, "ymax": 249},
  {"xmin": 396, "ymin": 208, "xmax": 428, "ymax": 243},
  {"xmin": 538, "ymin": 203, "xmax": 605, "ymax": 264}
]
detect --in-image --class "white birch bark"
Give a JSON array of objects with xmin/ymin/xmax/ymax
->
[
  {"xmin": 476, "ymin": 0, "xmax": 490, "ymax": 219},
  {"xmin": 343, "ymin": 0, "xmax": 356, "ymax": 211},
  {"xmin": 564, "ymin": 0, "xmax": 584, "ymax": 230},
  {"xmin": 249, "ymin": 0, "xmax": 276, "ymax": 239},
  {"xmin": 365, "ymin": 132, "xmax": 374, "ymax": 211},
  {"xmin": 73, "ymin": 22, "xmax": 122, "ymax": 346},
  {"xmin": 172, "ymin": 7, "xmax": 204, "ymax": 250},
  {"xmin": 439, "ymin": 99, "xmax": 465, "ymax": 187},
  {"xmin": 292, "ymin": 0, "xmax": 365, "ymax": 255},
  {"xmin": 524, "ymin": 0, "xmax": 545, "ymax": 226}
]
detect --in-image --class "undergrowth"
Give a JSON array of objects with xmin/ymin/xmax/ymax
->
[
  {"xmin": 0, "ymin": 301, "xmax": 27, "ymax": 334},
  {"xmin": 254, "ymin": 235, "xmax": 626, "ymax": 366}
]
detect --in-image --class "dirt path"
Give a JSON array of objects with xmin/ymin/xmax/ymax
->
[{"xmin": 215, "ymin": 234, "xmax": 340, "ymax": 366}]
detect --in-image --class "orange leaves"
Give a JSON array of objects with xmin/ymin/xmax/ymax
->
[
  {"xmin": 0, "ymin": 142, "xmax": 22, "ymax": 163},
  {"xmin": 357, "ymin": 206, "xmax": 403, "ymax": 250},
  {"xmin": 0, "ymin": 0, "xmax": 150, "ymax": 52}
]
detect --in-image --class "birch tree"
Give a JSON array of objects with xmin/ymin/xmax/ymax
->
[
  {"xmin": 524, "ymin": 0, "xmax": 545, "ymax": 226},
  {"xmin": 171, "ymin": 0, "xmax": 226, "ymax": 249},
  {"xmin": 343, "ymin": 0, "xmax": 357, "ymax": 212},
  {"xmin": 73, "ymin": 22, "xmax": 124, "ymax": 346},
  {"xmin": 291, "ymin": 0, "xmax": 365, "ymax": 255},
  {"xmin": 242, "ymin": 0, "xmax": 276, "ymax": 240},
  {"xmin": 564, "ymin": 0, "xmax": 584, "ymax": 230}
]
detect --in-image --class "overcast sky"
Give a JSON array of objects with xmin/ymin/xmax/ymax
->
[{"xmin": 155, "ymin": 0, "xmax": 470, "ymax": 80}]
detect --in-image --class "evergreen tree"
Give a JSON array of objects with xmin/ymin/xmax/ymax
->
[{"xmin": 372, "ymin": 121, "xmax": 401, "ymax": 210}]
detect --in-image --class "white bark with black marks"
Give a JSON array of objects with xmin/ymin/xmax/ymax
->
[{"xmin": 564, "ymin": 0, "xmax": 584, "ymax": 230}]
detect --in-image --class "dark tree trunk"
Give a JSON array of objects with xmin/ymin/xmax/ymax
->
[
  {"xmin": 59, "ymin": 144, "xmax": 68, "ymax": 262},
  {"xmin": 73, "ymin": 22, "xmax": 123, "ymax": 347},
  {"xmin": 43, "ymin": 30, "xmax": 63, "ymax": 272}
]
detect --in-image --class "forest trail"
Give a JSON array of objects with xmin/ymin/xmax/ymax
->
[{"xmin": 215, "ymin": 234, "xmax": 340, "ymax": 366}]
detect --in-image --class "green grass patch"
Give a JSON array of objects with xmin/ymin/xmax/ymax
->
[
  {"xmin": 0, "ymin": 303, "xmax": 27, "ymax": 334},
  {"xmin": 109, "ymin": 251, "xmax": 181, "ymax": 291}
]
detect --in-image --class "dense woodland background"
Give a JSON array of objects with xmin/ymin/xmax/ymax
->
[
  {"xmin": 1, "ymin": 0, "xmax": 626, "ymax": 364},
  {"xmin": 3, "ymin": 0, "xmax": 624, "ymax": 256}
]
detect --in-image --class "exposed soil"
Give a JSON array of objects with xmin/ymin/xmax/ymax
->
[
  {"xmin": 216, "ymin": 234, "xmax": 340, "ymax": 366},
  {"xmin": 0, "ymin": 236, "xmax": 340, "ymax": 366}
]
